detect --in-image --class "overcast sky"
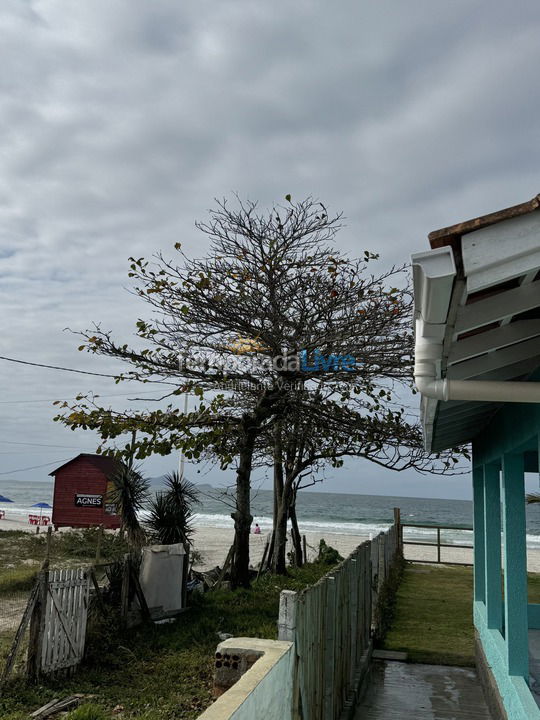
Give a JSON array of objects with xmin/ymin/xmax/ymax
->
[{"xmin": 2, "ymin": 1, "xmax": 540, "ymax": 500}]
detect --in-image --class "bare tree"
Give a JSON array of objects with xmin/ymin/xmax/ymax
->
[{"xmin": 56, "ymin": 195, "xmax": 419, "ymax": 586}]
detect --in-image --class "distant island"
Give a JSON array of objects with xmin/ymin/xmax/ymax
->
[{"xmin": 147, "ymin": 476, "xmax": 215, "ymax": 493}]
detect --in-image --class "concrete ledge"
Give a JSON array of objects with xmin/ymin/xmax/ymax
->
[
  {"xmin": 474, "ymin": 603, "xmax": 540, "ymax": 720},
  {"xmin": 372, "ymin": 649, "xmax": 408, "ymax": 662},
  {"xmin": 198, "ymin": 638, "xmax": 293, "ymax": 720},
  {"xmin": 475, "ymin": 630, "xmax": 508, "ymax": 720}
]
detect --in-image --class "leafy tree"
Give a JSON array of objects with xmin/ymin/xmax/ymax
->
[{"xmin": 56, "ymin": 196, "xmax": 433, "ymax": 586}]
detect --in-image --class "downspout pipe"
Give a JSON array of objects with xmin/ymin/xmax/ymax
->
[
  {"xmin": 412, "ymin": 246, "xmax": 540, "ymax": 405},
  {"xmin": 414, "ymin": 328, "xmax": 540, "ymax": 403}
]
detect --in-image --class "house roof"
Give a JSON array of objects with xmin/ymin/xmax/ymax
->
[
  {"xmin": 428, "ymin": 193, "xmax": 540, "ymax": 250},
  {"xmin": 412, "ymin": 193, "xmax": 540, "ymax": 452},
  {"xmin": 48, "ymin": 453, "xmax": 126, "ymax": 477}
]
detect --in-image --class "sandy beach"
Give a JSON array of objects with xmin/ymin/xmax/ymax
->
[
  {"xmin": 190, "ymin": 524, "xmax": 540, "ymax": 573},
  {"xmin": 4, "ymin": 515, "xmax": 540, "ymax": 573}
]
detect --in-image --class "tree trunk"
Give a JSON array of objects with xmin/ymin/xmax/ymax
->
[
  {"xmin": 272, "ymin": 477, "xmax": 293, "ymax": 574},
  {"xmin": 268, "ymin": 423, "xmax": 284, "ymax": 572},
  {"xmin": 230, "ymin": 416, "xmax": 256, "ymax": 588},
  {"xmin": 230, "ymin": 388, "xmax": 282, "ymax": 587},
  {"xmin": 289, "ymin": 501, "xmax": 303, "ymax": 566}
]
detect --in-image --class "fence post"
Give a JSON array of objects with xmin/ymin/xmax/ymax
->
[
  {"xmin": 348, "ymin": 558, "xmax": 358, "ymax": 691},
  {"xmin": 27, "ymin": 569, "xmax": 48, "ymax": 680},
  {"xmin": 95, "ymin": 525, "xmax": 103, "ymax": 565},
  {"xmin": 323, "ymin": 577, "xmax": 336, "ymax": 719},
  {"xmin": 393, "ymin": 508, "xmax": 401, "ymax": 552},
  {"xmin": 278, "ymin": 589, "xmax": 298, "ymax": 641},
  {"xmin": 378, "ymin": 534, "xmax": 387, "ymax": 588},
  {"xmin": 120, "ymin": 555, "xmax": 130, "ymax": 627}
]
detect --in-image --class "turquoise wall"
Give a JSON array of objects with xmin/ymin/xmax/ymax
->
[{"xmin": 472, "ymin": 400, "xmax": 540, "ymax": 720}]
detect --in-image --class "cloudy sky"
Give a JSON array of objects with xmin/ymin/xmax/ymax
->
[{"xmin": 2, "ymin": 0, "xmax": 540, "ymax": 500}]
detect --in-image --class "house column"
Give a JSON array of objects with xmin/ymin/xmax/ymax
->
[
  {"xmin": 502, "ymin": 452, "xmax": 528, "ymax": 678},
  {"xmin": 484, "ymin": 463, "xmax": 502, "ymax": 630},
  {"xmin": 473, "ymin": 465, "xmax": 486, "ymax": 603}
]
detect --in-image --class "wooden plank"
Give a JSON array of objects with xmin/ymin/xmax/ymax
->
[
  {"xmin": 89, "ymin": 568, "xmax": 105, "ymax": 614},
  {"xmin": 0, "ymin": 583, "xmax": 39, "ymax": 687},
  {"xmin": 323, "ymin": 577, "xmax": 336, "ymax": 719},
  {"xmin": 48, "ymin": 582, "xmax": 79, "ymax": 660},
  {"xmin": 120, "ymin": 555, "xmax": 130, "ymax": 625},
  {"xmin": 28, "ymin": 568, "xmax": 49, "ymax": 679},
  {"xmin": 29, "ymin": 697, "xmax": 60, "ymax": 718},
  {"xmin": 130, "ymin": 565, "xmax": 151, "ymax": 622}
]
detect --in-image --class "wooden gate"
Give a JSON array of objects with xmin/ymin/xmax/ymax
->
[{"xmin": 30, "ymin": 568, "xmax": 90, "ymax": 676}]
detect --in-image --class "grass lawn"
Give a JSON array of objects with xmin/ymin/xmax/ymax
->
[
  {"xmin": 0, "ymin": 529, "xmax": 129, "ymax": 570},
  {"xmin": 0, "ymin": 562, "xmax": 331, "ymax": 720},
  {"xmin": 383, "ymin": 562, "xmax": 540, "ymax": 667}
]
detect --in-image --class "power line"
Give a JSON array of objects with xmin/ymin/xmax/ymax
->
[
  {"xmin": 0, "ymin": 354, "xmax": 178, "ymax": 386},
  {"xmin": 0, "ymin": 458, "xmax": 72, "ymax": 476},
  {"xmin": 0, "ymin": 390, "xmax": 166, "ymax": 405},
  {"xmin": 0, "ymin": 355, "xmax": 122, "ymax": 378},
  {"xmin": 0, "ymin": 440, "xmax": 96, "ymax": 450}
]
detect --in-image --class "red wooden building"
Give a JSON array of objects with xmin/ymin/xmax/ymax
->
[{"xmin": 49, "ymin": 454, "xmax": 124, "ymax": 530}]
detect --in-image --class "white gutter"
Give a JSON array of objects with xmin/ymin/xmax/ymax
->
[{"xmin": 412, "ymin": 248, "xmax": 540, "ymax": 405}]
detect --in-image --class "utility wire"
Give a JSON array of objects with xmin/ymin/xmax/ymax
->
[
  {"xmin": 0, "ymin": 440, "xmax": 96, "ymax": 450},
  {"xmin": 0, "ymin": 390, "xmax": 166, "ymax": 404},
  {"xmin": 0, "ymin": 354, "xmax": 177, "ymax": 385},
  {"xmin": 0, "ymin": 458, "xmax": 72, "ymax": 475},
  {"xmin": 0, "ymin": 354, "xmax": 122, "ymax": 378}
]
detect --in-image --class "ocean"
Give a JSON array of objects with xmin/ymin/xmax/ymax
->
[{"xmin": 4, "ymin": 480, "xmax": 540, "ymax": 549}]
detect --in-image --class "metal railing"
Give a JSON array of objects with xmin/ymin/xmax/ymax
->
[{"xmin": 400, "ymin": 521, "xmax": 473, "ymax": 566}]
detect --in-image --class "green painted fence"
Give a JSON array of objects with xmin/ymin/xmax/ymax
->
[{"xmin": 278, "ymin": 524, "xmax": 400, "ymax": 720}]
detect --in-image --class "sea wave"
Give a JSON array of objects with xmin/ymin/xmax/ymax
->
[
  {"xmin": 191, "ymin": 513, "xmax": 540, "ymax": 550},
  {"xmin": 5, "ymin": 503, "xmax": 540, "ymax": 551},
  {"xmin": 192, "ymin": 512, "xmax": 391, "ymax": 536}
]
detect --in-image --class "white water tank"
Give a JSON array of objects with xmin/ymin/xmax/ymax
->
[{"xmin": 138, "ymin": 543, "xmax": 186, "ymax": 616}]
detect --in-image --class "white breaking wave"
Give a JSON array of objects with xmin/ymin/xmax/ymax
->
[{"xmin": 5, "ymin": 503, "xmax": 540, "ymax": 550}]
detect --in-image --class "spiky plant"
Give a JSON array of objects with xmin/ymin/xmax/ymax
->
[
  {"xmin": 145, "ymin": 472, "xmax": 199, "ymax": 547},
  {"xmin": 110, "ymin": 464, "xmax": 150, "ymax": 548}
]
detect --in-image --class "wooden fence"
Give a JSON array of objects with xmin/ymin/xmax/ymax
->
[{"xmin": 278, "ymin": 521, "xmax": 401, "ymax": 720}]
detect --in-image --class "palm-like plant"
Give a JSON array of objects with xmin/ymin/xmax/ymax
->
[
  {"xmin": 110, "ymin": 464, "xmax": 150, "ymax": 548},
  {"xmin": 145, "ymin": 472, "xmax": 199, "ymax": 547}
]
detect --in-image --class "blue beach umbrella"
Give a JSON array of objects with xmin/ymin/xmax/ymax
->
[
  {"xmin": 31, "ymin": 502, "xmax": 52, "ymax": 520},
  {"xmin": 0, "ymin": 495, "xmax": 12, "ymax": 519}
]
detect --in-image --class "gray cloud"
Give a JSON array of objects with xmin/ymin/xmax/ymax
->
[{"xmin": 2, "ymin": 0, "xmax": 540, "ymax": 496}]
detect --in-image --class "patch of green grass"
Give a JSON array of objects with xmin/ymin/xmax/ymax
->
[
  {"xmin": 0, "ymin": 562, "xmax": 332, "ymax": 720},
  {"xmin": 0, "ymin": 566, "xmax": 38, "ymax": 595},
  {"xmin": 0, "ymin": 529, "xmax": 129, "ymax": 571},
  {"xmin": 528, "ymin": 572, "xmax": 540, "ymax": 603},
  {"xmin": 383, "ymin": 563, "xmax": 475, "ymax": 666},
  {"xmin": 66, "ymin": 704, "xmax": 108, "ymax": 720},
  {"xmin": 383, "ymin": 563, "xmax": 540, "ymax": 667}
]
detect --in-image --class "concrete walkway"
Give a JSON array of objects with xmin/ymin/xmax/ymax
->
[{"xmin": 354, "ymin": 660, "xmax": 492, "ymax": 719}]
